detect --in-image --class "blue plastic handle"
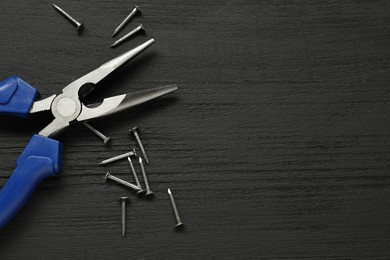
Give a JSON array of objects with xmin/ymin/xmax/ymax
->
[
  {"xmin": 0, "ymin": 76, "xmax": 39, "ymax": 117},
  {"xmin": 0, "ymin": 135, "xmax": 63, "ymax": 228}
]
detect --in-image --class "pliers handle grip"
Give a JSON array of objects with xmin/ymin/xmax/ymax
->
[
  {"xmin": 0, "ymin": 76, "xmax": 39, "ymax": 118},
  {"xmin": 0, "ymin": 135, "xmax": 63, "ymax": 228},
  {"xmin": 0, "ymin": 77, "xmax": 63, "ymax": 228}
]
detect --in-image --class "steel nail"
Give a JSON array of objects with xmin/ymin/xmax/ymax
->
[
  {"xmin": 83, "ymin": 122, "xmax": 111, "ymax": 144},
  {"xmin": 52, "ymin": 3, "xmax": 84, "ymax": 31},
  {"xmin": 112, "ymin": 5, "xmax": 142, "ymax": 37},
  {"xmin": 127, "ymin": 156, "xmax": 145, "ymax": 195},
  {"xmin": 167, "ymin": 188, "xmax": 184, "ymax": 228},
  {"xmin": 138, "ymin": 157, "xmax": 153, "ymax": 196},
  {"xmin": 111, "ymin": 24, "xmax": 145, "ymax": 48},
  {"xmin": 130, "ymin": 127, "xmax": 149, "ymax": 164},
  {"xmin": 105, "ymin": 172, "xmax": 141, "ymax": 192},
  {"xmin": 100, "ymin": 151, "xmax": 135, "ymax": 165},
  {"xmin": 120, "ymin": 197, "xmax": 129, "ymax": 237}
]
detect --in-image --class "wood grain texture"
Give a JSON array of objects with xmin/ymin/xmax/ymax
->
[{"xmin": 1, "ymin": 0, "xmax": 390, "ymax": 259}]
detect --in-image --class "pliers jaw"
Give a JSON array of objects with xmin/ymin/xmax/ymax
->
[
  {"xmin": 36, "ymin": 82, "xmax": 178, "ymax": 137},
  {"xmin": 27, "ymin": 38, "xmax": 177, "ymax": 138}
]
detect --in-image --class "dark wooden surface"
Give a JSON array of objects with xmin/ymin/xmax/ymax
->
[{"xmin": 1, "ymin": 0, "xmax": 390, "ymax": 259}]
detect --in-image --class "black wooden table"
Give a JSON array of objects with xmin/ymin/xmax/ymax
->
[{"xmin": 1, "ymin": 0, "xmax": 390, "ymax": 259}]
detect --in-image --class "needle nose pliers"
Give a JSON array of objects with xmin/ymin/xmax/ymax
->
[{"xmin": 0, "ymin": 39, "xmax": 177, "ymax": 228}]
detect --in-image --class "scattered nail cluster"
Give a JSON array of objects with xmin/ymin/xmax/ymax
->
[
  {"xmin": 111, "ymin": 6, "xmax": 144, "ymax": 48},
  {"xmin": 52, "ymin": 2, "xmax": 183, "ymax": 237},
  {"xmin": 52, "ymin": 3, "xmax": 146, "ymax": 48},
  {"xmin": 100, "ymin": 127, "xmax": 184, "ymax": 236}
]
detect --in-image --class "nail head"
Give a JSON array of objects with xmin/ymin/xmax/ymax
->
[
  {"xmin": 175, "ymin": 222, "xmax": 184, "ymax": 229},
  {"xmin": 145, "ymin": 190, "xmax": 154, "ymax": 197},
  {"xmin": 76, "ymin": 23, "xmax": 84, "ymax": 31},
  {"xmin": 104, "ymin": 137, "xmax": 111, "ymax": 144},
  {"xmin": 132, "ymin": 148, "xmax": 137, "ymax": 157},
  {"xmin": 134, "ymin": 5, "xmax": 142, "ymax": 14},
  {"xmin": 121, "ymin": 197, "xmax": 129, "ymax": 201}
]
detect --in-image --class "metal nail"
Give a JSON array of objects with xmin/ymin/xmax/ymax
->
[
  {"xmin": 138, "ymin": 157, "xmax": 153, "ymax": 196},
  {"xmin": 130, "ymin": 127, "xmax": 149, "ymax": 164},
  {"xmin": 120, "ymin": 197, "xmax": 128, "ymax": 237},
  {"xmin": 52, "ymin": 3, "xmax": 84, "ymax": 31},
  {"xmin": 167, "ymin": 188, "xmax": 184, "ymax": 228},
  {"xmin": 127, "ymin": 156, "xmax": 145, "ymax": 195},
  {"xmin": 111, "ymin": 24, "xmax": 145, "ymax": 48},
  {"xmin": 100, "ymin": 151, "xmax": 135, "ymax": 165},
  {"xmin": 83, "ymin": 122, "xmax": 111, "ymax": 144},
  {"xmin": 112, "ymin": 5, "xmax": 142, "ymax": 37},
  {"xmin": 105, "ymin": 172, "xmax": 141, "ymax": 192}
]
